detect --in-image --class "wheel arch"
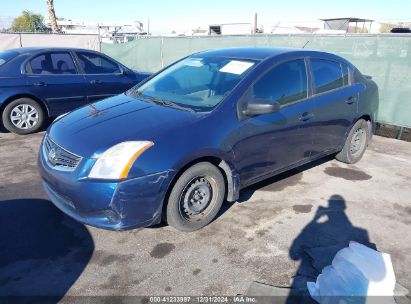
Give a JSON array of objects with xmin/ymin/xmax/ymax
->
[
  {"xmin": 0, "ymin": 94, "xmax": 50, "ymax": 118},
  {"xmin": 340, "ymin": 114, "xmax": 373, "ymax": 151},
  {"xmin": 163, "ymin": 155, "xmax": 240, "ymax": 218},
  {"xmin": 358, "ymin": 113, "xmax": 374, "ymax": 139}
]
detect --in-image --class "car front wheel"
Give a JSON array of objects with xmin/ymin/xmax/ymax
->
[
  {"xmin": 165, "ymin": 162, "xmax": 226, "ymax": 232},
  {"xmin": 2, "ymin": 98, "xmax": 45, "ymax": 135},
  {"xmin": 336, "ymin": 119, "xmax": 370, "ymax": 164}
]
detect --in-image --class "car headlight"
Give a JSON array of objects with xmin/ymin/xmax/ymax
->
[{"xmin": 88, "ymin": 141, "xmax": 154, "ymax": 180}]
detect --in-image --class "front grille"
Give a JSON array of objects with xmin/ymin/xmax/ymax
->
[{"xmin": 43, "ymin": 135, "xmax": 82, "ymax": 171}]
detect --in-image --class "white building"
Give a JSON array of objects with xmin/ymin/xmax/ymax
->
[{"xmin": 45, "ymin": 19, "xmax": 145, "ymax": 42}]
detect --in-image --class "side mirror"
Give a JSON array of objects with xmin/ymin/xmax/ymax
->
[{"xmin": 242, "ymin": 98, "xmax": 280, "ymax": 116}]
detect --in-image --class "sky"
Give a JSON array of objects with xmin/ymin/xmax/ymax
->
[{"xmin": 1, "ymin": 0, "xmax": 411, "ymax": 34}]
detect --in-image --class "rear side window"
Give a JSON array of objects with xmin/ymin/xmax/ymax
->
[
  {"xmin": 76, "ymin": 52, "xmax": 120, "ymax": 74},
  {"xmin": 0, "ymin": 50, "xmax": 18, "ymax": 67},
  {"xmin": 311, "ymin": 59, "xmax": 344, "ymax": 94},
  {"xmin": 28, "ymin": 52, "xmax": 77, "ymax": 74},
  {"xmin": 252, "ymin": 59, "xmax": 308, "ymax": 106}
]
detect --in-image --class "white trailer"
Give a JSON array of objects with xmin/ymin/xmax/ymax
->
[{"xmin": 209, "ymin": 23, "xmax": 253, "ymax": 35}]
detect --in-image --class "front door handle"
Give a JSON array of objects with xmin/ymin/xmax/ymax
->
[
  {"xmin": 299, "ymin": 112, "xmax": 314, "ymax": 122},
  {"xmin": 33, "ymin": 81, "xmax": 47, "ymax": 87},
  {"xmin": 90, "ymin": 80, "xmax": 102, "ymax": 84},
  {"xmin": 345, "ymin": 96, "xmax": 356, "ymax": 104}
]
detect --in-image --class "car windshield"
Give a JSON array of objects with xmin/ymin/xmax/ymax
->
[
  {"xmin": 0, "ymin": 50, "xmax": 18, "ymax": 67},
  {"xmin": 127, "ymin": 56, "xmax": 257, "ymax": 112}
]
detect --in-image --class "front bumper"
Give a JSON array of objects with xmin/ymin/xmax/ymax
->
[{"xmin": 39, "ymin": 146, "xmax": 174, "ymax": 231}]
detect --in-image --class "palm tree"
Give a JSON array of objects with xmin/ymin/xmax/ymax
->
[{"xmin": 46, "ymin": 0, "xmax": 59, "ymax": 33}]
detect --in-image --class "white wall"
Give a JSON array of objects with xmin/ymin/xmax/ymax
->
[
  {"xmin": 0, "ymin": 33, "xmax": 20, "ymax": 51},
  {"xmin": 0, "ymin": 33, "xmax": 100, "ymax": 51}
]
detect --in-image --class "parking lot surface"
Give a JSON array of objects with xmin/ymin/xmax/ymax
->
[{"xmin": 0, "ymin": 132, "xmax": 410, "ymax": 299}]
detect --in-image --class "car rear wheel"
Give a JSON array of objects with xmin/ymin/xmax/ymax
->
[
  {"xmin": 336, "ymin": 119, "xmax": 370, "ymax": 164},
  {"xmin": 2, "ymin": 98, "xmax": 45, "ymax": 135},
  {"xmin": 165, "ymin": 162, "xmax": 226, "ymax": 232}
]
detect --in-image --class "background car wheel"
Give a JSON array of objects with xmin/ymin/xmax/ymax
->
[
  {"xmin": 2, "ymin": 98, "xmax": 45, "ymax": 135},
  {"xmin": 336, "ymin": 119, "xmax": 370, "ymax": 164},
  {"xmin": 165, "ymin": 162, "xmax": 226, "ymax": 232}
]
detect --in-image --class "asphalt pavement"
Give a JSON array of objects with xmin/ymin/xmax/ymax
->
[{"xmin": 0, "ymin": 132, "xmax": 410, "ymax": 301}]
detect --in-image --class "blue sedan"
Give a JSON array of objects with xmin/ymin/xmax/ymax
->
[
  {"xmin": 0, "ymin": 47, "xmax": 150, "ymax": 134},
  {"xmin": 38, "ymin": 47, "xmax": 379, "ymax": 232}
]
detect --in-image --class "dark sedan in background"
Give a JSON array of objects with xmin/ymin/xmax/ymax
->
[{"xmin": 0, "ymin": 47, "xmax": 151, "ymax": 134}]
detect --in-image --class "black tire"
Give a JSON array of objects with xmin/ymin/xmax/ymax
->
[
  {"xmin": 165, "ymin": 162, "xmax": 226, "ymax": 232},
  {"xmin": 336, "ymin": 119, "xmax": 370, "ymax": 164},
  {"xmin": 2, "ymin": 98, "xmax": 45, "ymax": 135}
]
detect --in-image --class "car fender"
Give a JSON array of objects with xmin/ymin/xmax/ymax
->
[{"xmin": 171, "ymin": 147, "xmax": 240, "ymax": 202}]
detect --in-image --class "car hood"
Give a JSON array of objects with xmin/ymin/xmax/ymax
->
[{"xmin": 48, "ymin": 94, "xmax": 199, "ymax": 158}]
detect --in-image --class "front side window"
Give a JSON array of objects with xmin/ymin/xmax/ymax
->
[
  {"xmin": 128, "ymin": 57, "xmax": 257, "ymax": 111},
  {"xmin": 251, "ymin": 59, "xmax": 308, "ymax": 106},
  {"xmin": 28, "ymin": 52, "xmax": 77, "ymax": 75},
  {"xmin": 76, "ymin": 52, "xmax": 121, "ymax": 74},
  {"xmin": 311, "ymin": 59, "xmax": 344, "ymax": 94},
  {"xmin": 0, "ymin": 50, "xmax": 18, "ymax": 67}
]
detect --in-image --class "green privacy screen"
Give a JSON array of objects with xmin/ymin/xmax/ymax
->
[{"xmin": 102, "ymin": 35, "xmax": 411, "ymax": 127}]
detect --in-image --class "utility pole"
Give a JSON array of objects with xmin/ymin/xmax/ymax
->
[
  {"xmin": 147, "ymin": 18, "xmax": 150, "ymax": 36},
  {"xmin": 254, "ymin": 13, "xmax": 258, "ymax": 34}
]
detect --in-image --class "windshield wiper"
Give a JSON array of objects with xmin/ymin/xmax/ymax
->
[
  {"xmin": 137, "ymin": 94, "xmax": 194, "ymax": 113},
  {"xmin": 160, "ymin": 99, "xmax": 195, "ymax": 113}
]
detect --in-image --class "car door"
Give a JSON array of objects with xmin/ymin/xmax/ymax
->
[
  {"xmin": 25, "ymin": 52, "xmax": 88, "ymax": 115},
  {"xmin": 309, "ymin": 58, "xmax": 359, "ymax": 155},
  {"xmin": 74, "ymin": 51, "xmax": 137, "ymax": 103},
  {"xmin": 233, "ymin": 58, "xmax": 317, "ymax": 187}
]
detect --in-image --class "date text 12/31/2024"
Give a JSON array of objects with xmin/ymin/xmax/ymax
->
[{"xmin": 149, "ymin": 296, "xmax": 257, "ymax": 303}]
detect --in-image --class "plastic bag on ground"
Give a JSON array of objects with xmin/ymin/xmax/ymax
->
[{"xmin": 307, "ymin": 242, "xmax": 396, "ymax": 303}]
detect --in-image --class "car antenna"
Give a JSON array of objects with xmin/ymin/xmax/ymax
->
[{"xmin": 302, "ymin": 40, "xmax": 310, "ymax": 49}]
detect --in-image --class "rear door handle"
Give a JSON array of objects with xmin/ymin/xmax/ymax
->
[
  {"xmin": 90, "ymin": 80, "xmax": 102, "ymax": 84},
  {"xmin": 34, "ymin": 81, "xmax": 47, "ymax": 87},
  {"xmin": 299, "ymin": 112, "xmax": 314, "ymax": 122},
  {"xmin": 345, "ymin": 96, "xmax": 356, "ymax": 104}
]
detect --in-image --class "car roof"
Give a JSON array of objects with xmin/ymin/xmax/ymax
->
[
  {"xmin": 194, "ymin": 47, "xmax": 351, "ymax": 65},
  {"xmin": 5, "ymin": 47, "xmax": 98, "ymax": 55}
]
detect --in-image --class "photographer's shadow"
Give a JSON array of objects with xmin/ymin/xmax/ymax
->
[
  {"xmin": 0, "ymin": 199, "xmax": 94, "ymax": 301},
  {"xmin": 287, "ymin": 195, "xmax": 377, "ymax": 303}
]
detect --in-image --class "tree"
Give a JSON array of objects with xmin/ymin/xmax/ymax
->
[
  {"xmin": 9, "ymin": 11, "xmax": 46, "ymax": 32},
  {"xmin": 46, "ymin": 0, "xmax": 60, "ymax": 33}
]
